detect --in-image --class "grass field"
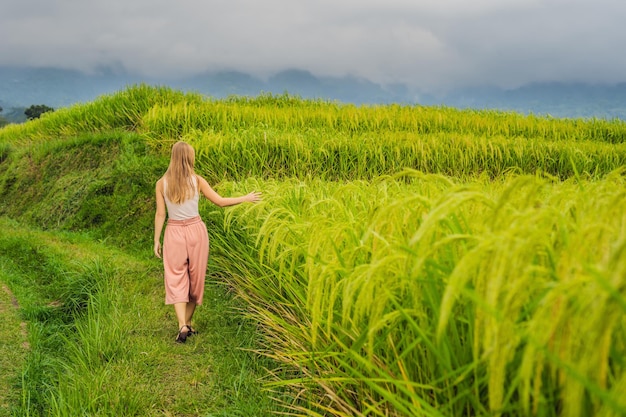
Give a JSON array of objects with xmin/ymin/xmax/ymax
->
[{"xmin": 0, "ymin": 85, "xmax": 625, "ymax": 416}]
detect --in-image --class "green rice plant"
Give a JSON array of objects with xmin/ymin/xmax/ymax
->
[
  {"xmin": 3, "ymin": 84, "xmax": 625, "ymax": 184},
  {"xmin": 135, "ymin": 94, "xmax": 625, "ymax": 181},
  {"xmin": 205, "ymin": 174, "xmax": 481, "ymax": 414},
  {"xmin": 4, "ymin": 84, "xmax": 625, "ymax": 153},
  {"xmin": 204, "ymin": 171, "xmax": 626, "ymax": 416},
  {"xmin": 138, "ymin": 91, "xmax": 626, "ymax": 145},
  {"xmin": 173, "ymin": 127, "xmax": 626, "ymax": 183}
]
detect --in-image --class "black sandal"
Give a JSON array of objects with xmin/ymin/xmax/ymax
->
[
  {"xmin": 185, "ymin": 325, "xmax": 198, "ymax": 336},
  {"xmin": 175, "ymin": 326, "xmax": 189, "ymax": 343}
]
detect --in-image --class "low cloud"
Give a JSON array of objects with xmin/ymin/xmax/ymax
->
[{"xmin": 1, "ymin": 0, "xmax": 625, "ymax": 91}]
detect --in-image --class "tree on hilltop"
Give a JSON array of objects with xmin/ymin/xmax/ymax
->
[{"xmin": 25, "ymin": 104, "xmax": 54, "ymax": 120}]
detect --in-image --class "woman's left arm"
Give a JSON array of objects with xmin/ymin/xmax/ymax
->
[{"xmin": 197, "ymin": 175, "xmax": 261, "ymax": 207}]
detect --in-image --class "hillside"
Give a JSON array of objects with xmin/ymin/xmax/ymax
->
[{"xmin": 1, "ymin": 85, "xmax": 625, "ymax": 416}]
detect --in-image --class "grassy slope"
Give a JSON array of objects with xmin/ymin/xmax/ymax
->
[
  {"xmin": 0, "ymin": 132, "xmax": 158, "ymax": 245},
  {"xmin": 0, "ymin": 127, "xmax": 279, "ymax": 415}
]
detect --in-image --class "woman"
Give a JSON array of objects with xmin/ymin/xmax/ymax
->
[{"xmin": 154, "ymin": 141, "xmax": 261, "ymax": 343}]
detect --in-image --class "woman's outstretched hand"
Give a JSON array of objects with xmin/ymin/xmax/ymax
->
[{"xmin": 245, "ymin": 191, "xmax": 262, "ymax": 203}]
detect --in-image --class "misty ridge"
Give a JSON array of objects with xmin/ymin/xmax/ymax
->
[{"xmin": 1, "ymin": 66, "xmax": 626, "ymax": 123}]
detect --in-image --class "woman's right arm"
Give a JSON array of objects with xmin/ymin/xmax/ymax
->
[{"xmin": 154, "ymin": 179, "xmax": 167, "ymax": 258}]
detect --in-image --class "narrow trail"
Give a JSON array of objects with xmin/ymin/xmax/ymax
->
[{"xmin": 0, "ymin": 282, "xmax": 28, "ymax": 417}]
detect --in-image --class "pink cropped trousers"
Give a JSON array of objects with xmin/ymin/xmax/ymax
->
[{"xmin": 162, "ymin": 216, "xmax": 209, "ymax": 305}]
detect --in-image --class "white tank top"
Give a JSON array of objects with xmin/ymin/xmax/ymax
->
[{"xmin": 163, "ymin": 176, "xmax": 200, "ymax": 220}]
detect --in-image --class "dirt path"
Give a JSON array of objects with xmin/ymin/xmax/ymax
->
[{"xmin": 0, "ymin": 282, "xmax": 28, "ymax": 417}]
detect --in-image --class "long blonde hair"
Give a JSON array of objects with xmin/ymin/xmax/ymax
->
[{"xmin": 164, "ymin": 141, "xmax": 197, "ymax": 204}]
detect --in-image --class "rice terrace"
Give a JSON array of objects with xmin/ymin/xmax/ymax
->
[{"xmin": 0, "ymin": 84, "xmax": 625, "ymax": 416}]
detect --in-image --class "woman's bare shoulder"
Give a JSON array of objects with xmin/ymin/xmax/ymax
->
[{"xmin": 195, "ymin": 174, "xmax": 210, "ymax": 185}]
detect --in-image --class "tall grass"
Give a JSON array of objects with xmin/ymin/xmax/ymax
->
[
  {"xmin": 205, "ymin": 171, "xmax": 626, "ymax": 416},
  {"xmin": 0, "ymin": 269, "xmax": 27, "ymax": 417}
]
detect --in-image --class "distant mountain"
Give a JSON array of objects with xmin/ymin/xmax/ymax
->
[
  {"xmin": 0, "ymin": 66, "xmax": 143, "ymax": 108},
  {"xmin": 1, "ymin": 66, "xmax": 626, "ymax": 121},
  {"xmin": 170, "ymin": 68, "xmax": 407, "ymax": 104},
  {"xmin": 437, "ymin": 82, "xmax": 626, "ymax": 120}
]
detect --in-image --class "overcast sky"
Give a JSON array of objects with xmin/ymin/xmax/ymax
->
[{"xmin": 1, "ymin": 0, "xmax": 625, "ymax": 92}]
